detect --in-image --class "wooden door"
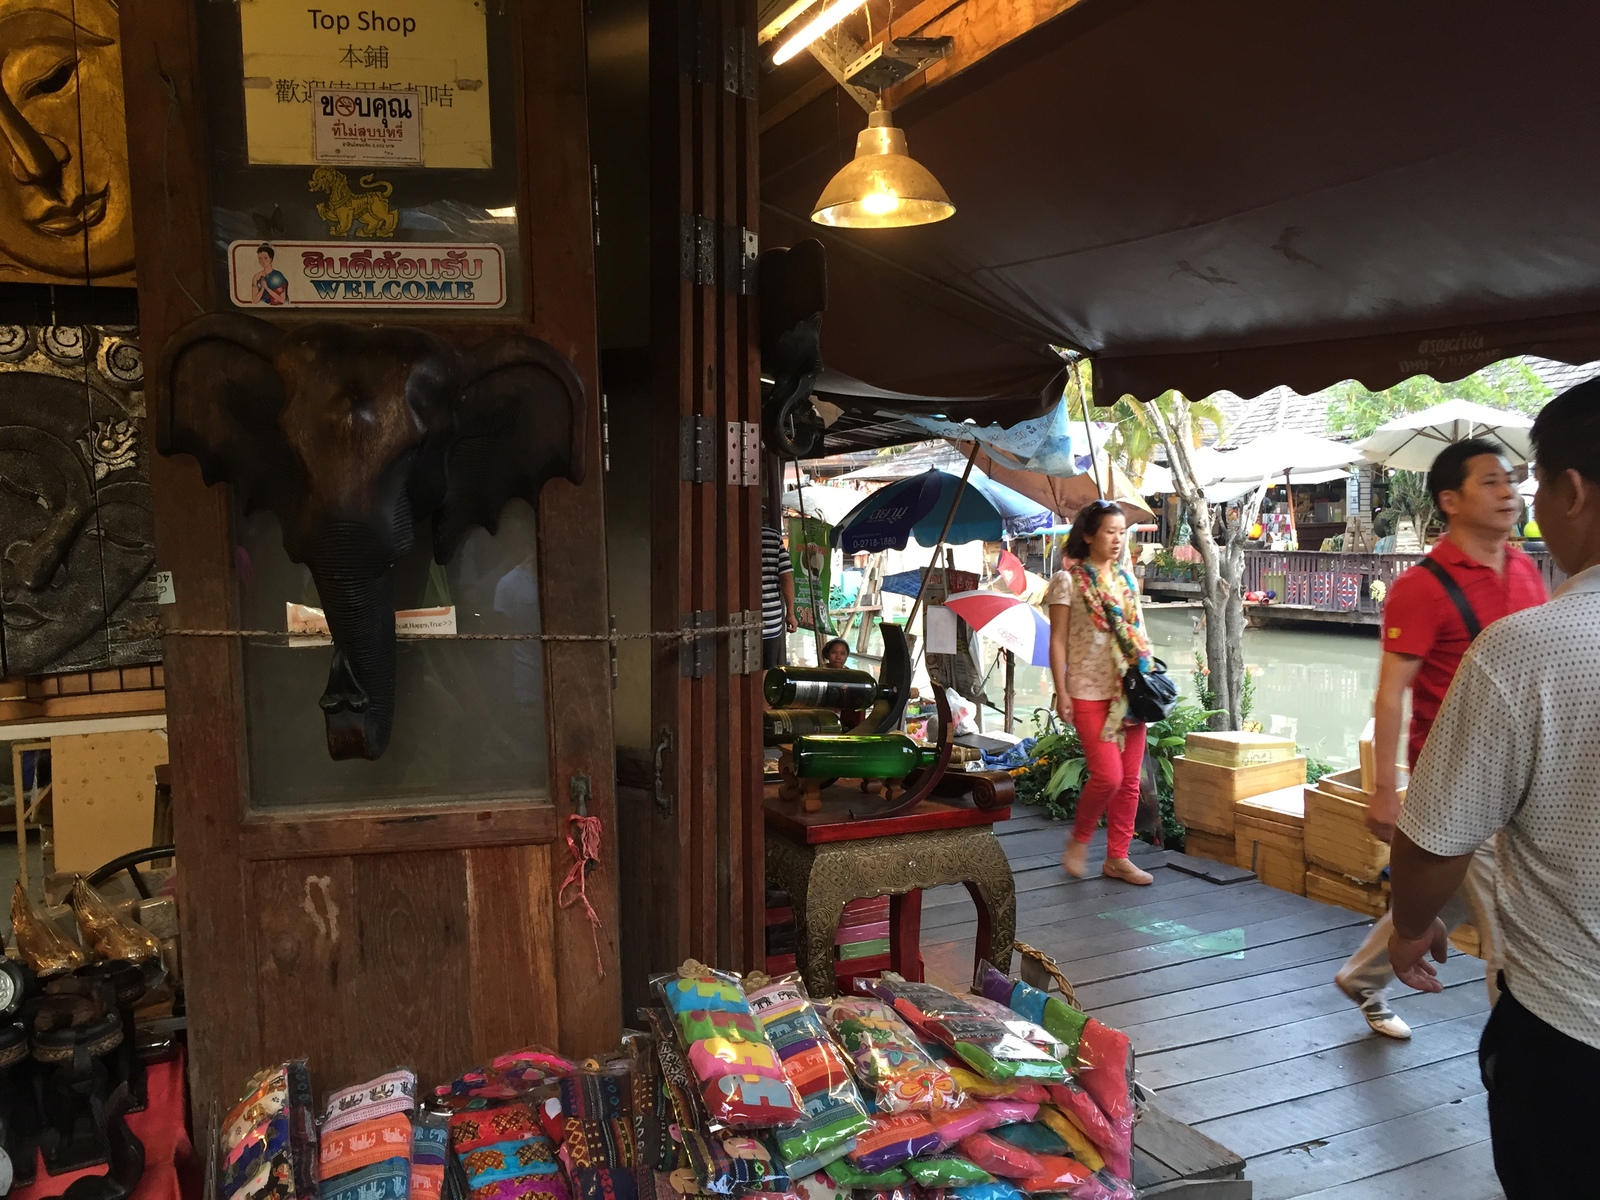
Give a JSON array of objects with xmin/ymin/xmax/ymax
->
[{"xmin": 120, "ymin": 0, "xmax": 618, "ymax": 1110}]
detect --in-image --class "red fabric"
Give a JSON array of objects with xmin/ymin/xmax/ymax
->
[
  {"xmin": 997, "ymin": 551, "xmax": 1027, "ymax": 596},
  {"xmin": 1380, "ymin": 540, "xmax": 1547, "ymax": 767},
  {"xmin": 13, "ymin": 1052, "xmax": 200, "ymax": 1200},
  {"xmin": 1069, "ymin": 700, "xmax": 1146, "ymax": 859}
]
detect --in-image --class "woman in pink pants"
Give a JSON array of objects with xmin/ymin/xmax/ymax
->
[{"xmin": 1045, "ymin": 500, "xmax": 1154, "ymax": 885}]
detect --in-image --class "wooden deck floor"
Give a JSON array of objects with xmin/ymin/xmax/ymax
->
[{"xmin": 919, "ymin": 810, "xmax": 1502, "ymax": 1200}]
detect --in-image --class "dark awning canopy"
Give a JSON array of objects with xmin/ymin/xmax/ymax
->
[{"xmin": 761, "ymin": 1, "xmax": 1600, "ymax": 409}]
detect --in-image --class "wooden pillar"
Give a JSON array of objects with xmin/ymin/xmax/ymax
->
[{"xmin": 650, "ymin": 0, "xmax": 764, "ymax": 970}]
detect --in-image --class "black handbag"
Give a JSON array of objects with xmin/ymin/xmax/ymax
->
[{"xmin": 1123, "ymin": 657, "xmax": 1180, "ymax": 723}]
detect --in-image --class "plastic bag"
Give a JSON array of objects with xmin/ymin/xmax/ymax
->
[
  {"xmin": 952, "ymin": 1184, "xmax": 1024, "ymax": 1200},
  {"xmin": 946, "ymin": 1068, "xmax": 1046, "ymax": 1104},
  {"xmin": 1015, "ymin": 1154, "xmax": 1093, "ymax": 1193},
  {"xmin": 823, "ymin": 998, "xmax": 964, "ymax": 1113},
  {"xmin": 1066, "ymin": 1173, "xmax": 1135, "ymax": 1200},
  {"xmin": 901, "ymin": 1158, "xmax": 992, "ymax": 1187},
  {"xmin": 975, "ymin": 962, "xmax": 1088, "ymax": 1066},
  {"xmin": 855, "ymin": 978, "xmax": 1065, "ymax": 1084},
  {"xmin": 976, "ymin": 1098, "xmax": 1038, "ymax": 1125},
  {"xmin": 656, "ymin": 963, "xmax": 805, "ymax": 1129},
  {"xmin": 318, "ymin": 1069, "xmax": 416, "ymax": 1200},
  {"xmin": 955, "ymin": 1133, "xmax": 1043, "ymax": 1181},
  {"xmin": 1036, "ymin": 1106, "xmax": 1103, "ymax": 1174},
  {"xmin": 746, "ymin": 974, "xmax": 872, "ymax": 1174},
  {"xmin": 791, "ymin": 1169, "xmax": 850, "ymax": 1200},
  {"xmin": 960, "ymin": 996, "xmax": 1074, "ymax": 1065},
  {"xmin": 1075, "ymin": 1021, "xmax": 1133, "ymax": 1126},
  {"xmin": 846, "ymin": 1113, "xmax": 940, "ymax": 1173},
  {"xmin": 991, "ymin": 1123, "xmax": 1068, "ymax": 1157},
  {"xmin": 929, "ymin": 1105, "xmax": 1002, "ymax": 1151},
  {"xmin": 823, "ymin": 1159, "xmax": 907, "ymax": 1188},
  {"xmin": 1044, "ymin": 1084, "xmax": 1115, "ymax": 1161}
]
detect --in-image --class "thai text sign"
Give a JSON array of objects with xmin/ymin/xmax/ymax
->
[
  {"xmin": 312, "ymin": 87, "xmax": 423, "ymax": 165},
  {"xmin": 240, "ymin": 0, "xmax": 490, "ymax": 168},
  {"xmin": 228, "ymin": 240, "xmax": 506, "ymax": 308}
]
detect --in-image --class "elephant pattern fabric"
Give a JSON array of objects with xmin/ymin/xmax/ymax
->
[{"xmin": 157, "ymin": 315, "xmax": 585, "ymax": 759}]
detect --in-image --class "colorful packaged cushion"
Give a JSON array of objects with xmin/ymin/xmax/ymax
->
[
  {"xmin": 435, "ymin": 1049, "xmax": 576, "ymax": 1109},
  {"xmin": 319, "ymin": 1114, "xmax": 413, "ymax": 1180},
  {"xmin": 929, "ymin": 1103, "xmax": 1003, "ymax": 1150},
  {"xmin": 746, "ymin": 973, "xmax": 871, "ymax": 1174},
  {"xmin": 322, "ymin": 1069, "xmax": 418, "ymax": 1135},
  {"xmin": 822, "ymin": 998, "xmax": 963, "ymax": 1113},
  {"xmin": 792, "ymin": 1169, "xmax": 849, "ymax": 1200},
  {"xmin": 846, "ymin": 1113, "xmax": 940, "ymax": 1173},
  {"xmin": 956, "ymin": 1132, "xmax": 1043, "ymax": 1181},
  {"xmin": 560, "ymin": 1062, "xmax": 637, "ymax": 1170},
  {"xmin": 992, "ymin": 1122, "xmax": 1069, "ymax": 1157},
  {"xmin": 856, "ymin": 977, "xmax": 1064, "ymax": 1084},
  {"xmin": 469, "ymin": 1175, "xmax": 574, "ymax": 1200},
  {"xmin": 412, "ymin": 1109, "xmax": 449, "ymax": 1199},
  {"xmin": 953, "ymin": 1182, "xmax": 1024, "ymax": 1200},
  {"xmin": 945, "ymin": 1067, "xmax": 1047, "ymax": 1104},
  {"xmin": 1015, "ymin": 1154, "xmax": 1093, "ymax": 1193},
  {"xmin": 321, "ymin": 1158, "xmax": 411, "ymax": 1200},
  {"xmin": 822, "ymin": 1158, "xmax": 907, "ymax": 1188},
  {"xmin": 961, "ymin": 995, "xmax": 1074, "ymax": 1065},
  {"xmin": 657, "ymin": 963, "xmax": 804, "ymax": 1129},
  {"xmin": 976, "ymin": 962, "xmax": 1089, "ymax": 1067},
  {"xmin": 221, "ymin": 1063, "xmax": 317, "ymax": 1200},
  {"xmin": 901, "ymin": 1157, "xmax": 992, "ymax": 1187}
]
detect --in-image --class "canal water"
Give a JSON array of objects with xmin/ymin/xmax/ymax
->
[
  {"xmin": 794, "ymin": 605, "xmax": 1384, "ymax": 769},
  {"xmin": 997, "ymin": 607, "xmax": 1381, "ymax": 768}
]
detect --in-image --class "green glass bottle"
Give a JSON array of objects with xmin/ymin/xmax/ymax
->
[
  {"xmin": 763, "ymin": 708, "xmax": 844, "ymax": 745},
  {"xmin": 764, "ymin": 666, "xmax": 879, "ymax": 710},
  {"xmin": 790, "ymin": 733, "xmax": 938, "ymax": 780}
]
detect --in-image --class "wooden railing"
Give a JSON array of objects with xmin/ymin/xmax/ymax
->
[{"xmin": 1242, "ymin": 549, "xmax": 1564, "ymax": 615}]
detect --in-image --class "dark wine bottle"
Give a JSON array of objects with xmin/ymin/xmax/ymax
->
[
  {"xmin": 790, "ymin": 733, "xmax": 938, "ymax": 779},
  {"xmin": 764, "ymin": 666, "xmax": 878, "ymax": 710},
  {"xmin": 763, "ymin": 708, "xmax": 844, "ymax": 745}
]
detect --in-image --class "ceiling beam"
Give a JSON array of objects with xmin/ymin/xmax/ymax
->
[{"xmin": 884, "ymin": 0, "xmax": 1095, "ymax": 106}]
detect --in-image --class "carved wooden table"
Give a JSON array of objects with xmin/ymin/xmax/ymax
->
[{"xmin": 764, "ymin": 787, "xmax": 1016, "ymax": 999}]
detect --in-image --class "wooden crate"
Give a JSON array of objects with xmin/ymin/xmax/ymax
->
[
  {"xmin": 1305, "ymin": 865, "xmax": 1389, "ymax": 917},
  {"xmin": 1182, "ymin": 828, "xmax": 1237, "ymax": 867},
  {"xmin": 1233, "ymin": 784, "xmax": 1306, "ymax": 895},
  {"xmin": 1172, "ymin": 755, "xmax": 1308, "ymax": 836},
  {"xmin": 1304, "ymin": 785, "xmax": 1391, "ymax": 883},
  {"xmin": 1184, "ymin": 730, "xmax": 1298, "ymax": 768}
]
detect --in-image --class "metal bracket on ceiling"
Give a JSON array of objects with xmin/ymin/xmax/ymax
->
[{"xmin": 804, "ymin": 32, "xmax": 878, "ymax": 114}]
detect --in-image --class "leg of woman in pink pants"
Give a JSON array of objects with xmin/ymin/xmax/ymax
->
[{"xmin": 1065, "ymin": 697, "xmax": 1152, "ymax": 884}]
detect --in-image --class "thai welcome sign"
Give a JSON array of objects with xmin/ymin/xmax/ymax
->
[{"xmin": 227, "ymin": 240, "xmax": 506, "ymax": 308}]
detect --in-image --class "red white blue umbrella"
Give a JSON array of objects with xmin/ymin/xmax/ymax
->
[{"xmin": 942, "ymin": 590, "xmax": 1052, "ymax": 667}]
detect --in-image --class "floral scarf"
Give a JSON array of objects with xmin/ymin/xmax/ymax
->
[{"xmin": 1070, "ymin": 563, "xmax": 1154, "ymax": 741}]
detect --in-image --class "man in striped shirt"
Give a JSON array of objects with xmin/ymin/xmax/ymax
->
[{"xmin": 761, "ymin": 525, "xmax": 796, "ymax": 686}]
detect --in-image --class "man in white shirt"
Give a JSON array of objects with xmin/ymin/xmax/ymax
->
[{"xmin": 1388, "ymin": 381, "xmax": 1600, "ymax": 1199}]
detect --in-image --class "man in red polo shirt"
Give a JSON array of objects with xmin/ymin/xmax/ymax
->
[{"xmin": 1334, "ymin": 438, "xmax": 1547, "ymax": 1038}]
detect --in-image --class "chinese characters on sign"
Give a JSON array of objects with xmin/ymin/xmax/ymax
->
[
  {"xmin": 312, "ymin": 88, "xmax": 423, "ymax": 166},
  {"xmin": 228, "ymin": 240, "xmax": 507, "ymax": 309},
  {"xmin": 240, "ymin": 0, "xmax": 491, "ymax": 169}
]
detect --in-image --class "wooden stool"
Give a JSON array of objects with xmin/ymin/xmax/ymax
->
[{"xmin": 765, "ymin": 797, "xmax": 1016, "ymax": 999}]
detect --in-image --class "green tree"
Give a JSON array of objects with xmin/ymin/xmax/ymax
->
[{"xmin": 1326, "ymin": 358, "xmax": 1551, "ymax": 439}]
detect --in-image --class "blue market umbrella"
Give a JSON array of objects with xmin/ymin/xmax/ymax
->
[{"xmin": 830, "ymin": 468, "xmax": 1046, "ymax": 554}]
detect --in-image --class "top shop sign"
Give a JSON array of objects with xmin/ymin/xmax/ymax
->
[{"xmin": 306, "ymin": 9, "xmax": 419, "ymax": 37}]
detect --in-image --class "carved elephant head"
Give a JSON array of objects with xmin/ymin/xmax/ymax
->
[{"xmin": 156, "ymin": 314, "xmax": 585, "ymax": 761}]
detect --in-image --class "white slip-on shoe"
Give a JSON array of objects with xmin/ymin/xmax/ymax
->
[{"xmin": 1336, "ymin": 976, "xmax": 1412, "ymax": 1040}]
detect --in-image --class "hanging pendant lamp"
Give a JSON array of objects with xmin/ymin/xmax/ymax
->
[{"xmin": 810, "ymin": 101, "xmax": 954, "ymax": 229}]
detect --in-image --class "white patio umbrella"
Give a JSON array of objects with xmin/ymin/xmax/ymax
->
[
  {"xmin": 1209, "ymin": 430, "xmax": 1363, "ymax": 483},
  {"xmin": 1356, "ymin": 399, "xmax": 1535, "ymax": 471}
]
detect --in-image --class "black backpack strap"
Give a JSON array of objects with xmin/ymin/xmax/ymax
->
[{"xmin": 1417, "ymin": 556, "xmax": 1483, "ymax": 641}]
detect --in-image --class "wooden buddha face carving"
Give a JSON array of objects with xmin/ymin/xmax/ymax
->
[{"xmin": 0, "ymin": 0, "xmax": 134, "ymax": 284}]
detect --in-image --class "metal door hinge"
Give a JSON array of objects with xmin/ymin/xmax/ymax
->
[
  {"xmin": 679, "ymin": 213, "xmax": 717, "ymax": 286},
  {"xmin": 601, "ymin": 392, "xmax": 611, "ymax": 473},
  {"xmin": 732, "ymin": 609, "xmax": 762, "ymax": 675},
  {"xmin": 591, "ymin": 163, "xmax": 601, "ymax": 246},
  {"xmin": 680, "ymin": 415, "xmax": 715, "ymax": 482},
  {"xmin": 723, "ymin": 225, "xmax": 758, "ymax": 294},
  {"xmin": 726, "ymin": 420, "xmax": 760, "ymax": 486},
  {"xmin": 679, "ymin": 610, "xmax": 715, "ymax": 677},
  {"xmin": 724, "ymin": 26, "xmax": 758, "ymax": 99},
  {"xmin": 608, "ymin": 615, "xmax": 619, "ymax": 688}
]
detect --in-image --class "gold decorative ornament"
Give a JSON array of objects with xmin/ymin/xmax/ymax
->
[
  {"xmin": 10, "ymin": 881, "xmax": 88, "ymax": 975},
  {"xmin": 70, "ymin": 876, "xmax": 161, "ymax": 962},
  {"xmin": 0, "ymin": 0, "xmax": 135, "ymax": 284},
  {"xmin": 309, "ymin": 167, "xmax": 401, "ymax": 237}
]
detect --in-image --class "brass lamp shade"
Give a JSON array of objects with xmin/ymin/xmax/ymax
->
[{"xmin": 811, "ymin": 104, "xmax": 954, "ymax": 229}]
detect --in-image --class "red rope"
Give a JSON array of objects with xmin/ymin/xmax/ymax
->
[{"xmin": 559, "ymin": 814, "xmax": 605, "ymax": 976}]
